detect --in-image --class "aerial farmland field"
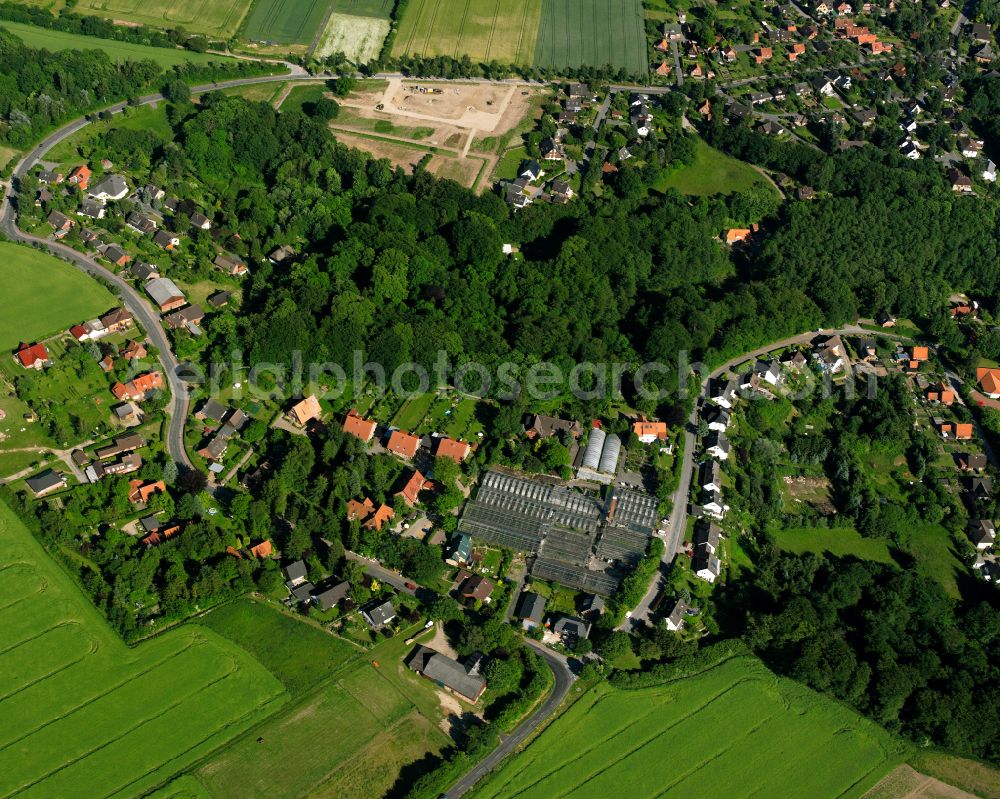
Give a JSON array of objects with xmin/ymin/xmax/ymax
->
[
  {"xmin": 73, "ymin": 0, "xmax": 252, "ymax": 38},
  {"xmin": 242, "ymin": 0, "xmax": 331, "ymax": 44},
  {"xmin": 0, "ymin": 500, "xmax": 285, "ymax": 799},
  {"xmin": 533, "ymin": 0, "xmax": 647, "ymax": 74},
  {"xmin": 315, "ymin": 12, "xmax": 390, "ymax": 61},
  {"xmin": 473, "ymin": 656, "xmax": 906, "ymax": 799},
  {"xmin": 0, "ymin": 242, "xmax": 115, "ymax": 350},
  {"xmin": 392, "ymin": 0, "xmax": 542, "ymax": 64}
]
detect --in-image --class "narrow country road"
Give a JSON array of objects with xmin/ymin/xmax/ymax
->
[{"xmin": 445, "ymin": 641, "xmax": 574, "ymax": 798}]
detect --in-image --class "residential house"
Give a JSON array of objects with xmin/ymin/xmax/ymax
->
[
  {"xmin": 633, "ymin": 419, "xmax": 668, "ymax": 443},
  {"xmin": 969, "ymin": 520, "xmax": 996, "ymax": 550},
  {"xmin": 956, "ymin": 423, "xmax": 975, "ymax": 441},
  {"xmin": 103, "ymin": 245, "xmax": 130, "ymax": 268},
  {"xmin": 395, "ymin": 469, "xmax": 430, "ymax": 506},
  {"xmin": 95, "ymin": 433, "xmax": 144, "ymax": 460},
  {"xmin": 812, "ymin": 77, "xmax": 835, "ymax": 96},
  {"xmin": 700, "ymin": 460, "xmax": 722, "ymax": 492},
  {"xmin": 122, "ymin": 340, "xmax": 146, "ymax": 361},
  {"xmin": 128, "ymin": 479, "xmax": 165, "ymax": 504},
  {"xmin": 126, "ymin": 211, "xmax": 157, "ymax": 235},
  {"xmin": 694, "ymin": 521, "xmax": 722, "ymax": 555},
  {"xmin": 753, "ymin": 359, "xmax": 782, "ymax": 386},
  {"xmin": 957, "ymin": 453, "xmax": 988, "ymax": 471},
  {"xmin": 782, "ymin": 349, "xmax": 808, "ymax": 369},
  {"xmin": 726, "ymin": 227, "xmax": 752, "ymax": 244},
  {"xmin": 190, "ymin": 212, "xmax": 212, "ymax": 230},
  {"xmin": 552, "ymin": 615, "xmax": 591, "ymax": 646},
  {"xmin": 214, "ymin": 253, "xmax": 248, "ymax": 276},
  {"xmin": 876, "ymin": 310, "xmax": 896, "ymax": 327},
  {"xmin": 111, "ymin": 371, "xmax": 163, "ymax": 401},
  {"xmin": 948, "ymin": 168, "xmax": 974, "ymax": 194},
  {"xmin": 208, "ymin": 290, "xmax": 232, "ymax": 308},
  {"xmin": 968, "ymin": 22, "xmax": 992, "ymax": 42},
  {"xmin": 113, "ymin": 401, "xmax": 143, "ymax": 427},
  {"xmin": 67, "ymin": 164, "xmax": 92, "ymax": 190},
  {"xmin": 969, "ymin": 475, "xmax": 993, "ymax": 499},
  {"xmin": 47, "ymin": 211, "xmax": 73, "ymax": 235},
  {"xmin": 526, "ymin": 414, "xmax": 581, "ymax": 440},
  {"xmin": 153, "ymin": 230, "xmax": 180, "ymax": 250},
  {"xmin": 664, "ymin": 598, "xmax": 690, "ymax": 631},
  {"xmin": 446, "ymin": 534, "xmax": 473, "ymax": 567},
  {"xmin": 284, "ymin": 560, "xmax": 308, "ymax": 589},
  {"xmin": 15, "ymin": 342, "xmax": 51, "ymax": 370},
  {"xmin": 693, "ymin": 544, "xmax": 722, "ymax": 582},
  {"xmin": 311, "ymin": 581, "xmax": 350, "ymax": 611},
  {"xmin": 813, "ymin": 334, "xmax": 846, "ymax": 373},
  {"xmin": 926, "ymin": 383, "xmax": 956, "ymax": 405},
  {"xmin": 195, "ymin": 398, "xmax": 228, "ymax": 424},
  {"xmin": 362, "ymin": 599, "xmax": 396, "ymax": 629},
  {"xmin": 515, "ymin": 592, "xmax": 546, "ymax": 630},
  {"xmin": 519, "ymin": 160, "xmax": 543, "ymax": 181},
  {"xmin": 701, "ymin": 488, "xmax": 728, "ymax": 519},
  {"xmin": 145, "ymin": 278, "xmax": 186, "ymax": 312},
  {"xmin": 288, "ymin": 395, "xmax": 322, "ymax": 426},
  {"xmin": 705, "ymin": 432, "xmax": 731, "ymax": 461},
  {"xmin": 100, "ymin": 308, "xmax": 133, "ymax": 334},
  {"xmin": 435, "ymin": 436, "xmax": 471, "ymax": 463},
  {"xmin": 458, "ymin": 574, "xmax": 494, "ymax": 604},
  {"xmin": 710, "ymin": 376, "xmax": 738, "ymax": 409},
  {"xmin": 899, "ymin": 140, "xmax": 921, "ymax": 160},
  {"xmin": 407, "ymin": 646, "xmax": 486, "ymax": 703},
  {"xmin": 89, "ymin": 175, "xmax": 128, "ymax": 201},
  {"xmin": 164, "ymin": 304, "xmax": 205, "ymax": 330},
  {"xmin": 704, "ymin": 406, "xmax": 731, "ymax": 433},
  {"xmin": 853, "ymin": 109, "xmax": 877, "ymax": 126},
  {"xmin": 982, "ymin": 160, "xmax": 997, "ymax": 183},
  {"xmin": 96, "ymin": 452, "xmax": 142, "ymax": 477},
  {"xmin": 750, "ymin": 91, "xmax": 772, "ymax": 106},
  {"xmin": 128, "ymin": 261, "xmax": 160, "ymax": 281},
  {"xmin": 539, "ymin": 137, "xmax": 562, "ymax": 160},
  {"xmin": 342, "ymin": 408, "xmax": 377, "ymax": 442},
  {"xmin": 754, "ymin": 46, "xmax": 773, "ymax": 64},
  {"xmin": 387, "ymin": 429, "xmax": 420, "ymax": 459},
  {"xmin": 37, "ymin": 169, "xmax": 63, "ymax": 184},
  {"xmin": 25, "ymin": 469, "xmax": 67, "ymax": 497},
  {"xmin": 978, "ymin": 367, "xmax": 1000, "ymax": 398}
]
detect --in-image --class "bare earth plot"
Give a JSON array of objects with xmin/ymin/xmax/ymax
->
[
  {"xmin": 392, "ymin": 0, "xmax": 542, "ymax": 63},
  {"xmin": 862, "ymin": 765, "xmax": 979, "ymax": 799},
  {"xmin": 0, "ymin": 501, "xmax": 285, "ymax": 799},
  {"xmin": 533, "ymin": 0, "xmax": 647, "ymax": 75},
  {"xmin": 315, "ymin": 12, "xmax": 390, "ymax": 62},
  {"xmin": 74, "ymin": 0, "xmax": 252, "ymax": 38},
  {"xmin": 472, "ymin": 656, "xmax": 907, "ymax": 799}
]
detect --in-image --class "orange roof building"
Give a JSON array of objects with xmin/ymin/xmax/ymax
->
[
  {"xmin": 112, "ymin": 371, "xmax": 162, "ymax": 401},
  {"xmin": 250, "ymin": 540, "xmax": 273, "ymax": 558},
  {"xmin": 926, "ymin": 385, "xmax": 955, "ymax": 406},
  {"xmin": 128, "ymin": 479, "xmax": 165, "ymax": 504},
  {"xmin": 68, "ymin": 164, "xmax": 92, "ymax": 189},
  {"xmin": 435, "ymin": 437, "xmax": 470, "ymax": 463},
  {"xmin": 342, "ymin": 408, "xmax": 376, "ymax": 442},
  {"xmin": 387, "ymin": 429, "xmax": 420, "ymax": 459},
  {"xmin": 726, "ymin": 228, "xmax": 752, "ymax": 244},
  {"xmin": 978, "ymin": 367, "xmax": 1000, "ymax": 398},
  {"xmin": 396, "ymin": 469, "xmax": 430, "ymax": 506},
  {"xmin": 347, "ymin": 497, "xmax": 376, "ymax": 522},
  {"xmin": 633, "ymin": 420, "xmax": 668, "ymax": 443},
  {"xmin": 289, "ymin": 395, "xmax": 322, "ymax": 426},
  {"xmin": 655, "ymin": 60, "xmax": 671, "ymax": 77},
  {"xmin": 363, "ymin": 504, "xmax": 395, "ymax": 531},
  {"xmin": 15, "ymin": 342, "xmax": 50, "ymax": 369},
  {"xmin": 955, "ymin": 423, "xmax": 974, "ymax": 440},
  {"xmin": 910, "ymin": 346, "xmax": 929, "ymax": 361}
]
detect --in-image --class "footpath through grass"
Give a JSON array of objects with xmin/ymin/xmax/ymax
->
[
  {"xmin": 0, "ymin": 20, "xmax": 234, "ymax": 66},
  {"xmin": 0, "ymin": 242, "xmax": 115, "ymax": 350},
  {"xmin": 0, "ymin": 500, "xmax": 285, "ymax": 799},
  {"xmin": 472, "ymin": 656, "xmax": 906, "ymax": 799}
]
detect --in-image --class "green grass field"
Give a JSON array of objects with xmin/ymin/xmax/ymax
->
[
  {"xmin": 0, "ymin": 20, "xmax": 234, "ymax": 65},
  {"xmin": 242, "ymin": 0, "xmax": 331, "ymax": 44},
  {"xmin": 196, "ymin": 625, "xmax": 451, "ymax": 799},
  {"xmin": 392, "ymin": 0, "xmax": 542, "ymax": 63},
  {"xmin": 198, "ymin": 599, "xmax": 360, "ymax": 696},
  {"xmin": 73, "ymin": 0, "xmax": 251, "ymax": 38},
  {"xmin": 532, "ymin": 0, "xmax": 646, "ymax": 74},
  {"xmin": 657, "ymin": 136, "xmax": 773, "ymax": 196},
  {"xmin": 0, "ymin": 500, "xmax": 286, "ymax": 798},
  {"xmin": 0, "ymin": 243, "xmax": 114, "ymax": 350},
  {"xmin": 772, "ymin": 527, "xmax": 896, "ymax": 564},
  {"xmin": 332, "ymin": 0, "xmax": 394, "ymax": 16},
  {"xmin": 473, "ymin": 656, "xmax": 905, "ymax": 799}
]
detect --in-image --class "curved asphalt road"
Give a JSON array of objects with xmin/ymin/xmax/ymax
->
[
  {"xmin": 0, "ymin": 67, "xmax": 319, "ymax": 470},
  {"xmin": 446, "ymin": 640, "xmax": 574, "ymax": 798}
]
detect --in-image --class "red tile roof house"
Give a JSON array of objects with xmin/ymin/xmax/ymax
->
[
  {"xmin": 435, "ymin": 436, "xmax": 471, "ymax": 463},
  {"xmin": 395, "ymin": 469, "xmax": 431, "ymax": 506},
  {"xmin": 67, "ymin": 164, "xmax": 92, "ymax": 190},
  {"xmin": 387, "ymin": 429, "xmax": 420, "ymax": 459},
  {"xmin": 111, "ymin": 371, "xmax": 163, "ymax": 401},
  {"xmin": 977, "ymin": 367, "xmax": 1000, "ymax": 399},
  {"xmin": 128, "ymin": 479, "xmax": 165, "ymax": 504},
  {"xmin": 342, "ymin": 408, "xmax": 377, "ymax": 443},
  {"xmin": 15, "ymin": 342, "xmax": 51, "ymax": 370}
]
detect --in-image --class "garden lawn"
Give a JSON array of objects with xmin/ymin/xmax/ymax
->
[
  {"xmin": 657, "ymin": 136, "xmax": 773, "ymax": 196},
  {"xmin": 0, "ymin": 21, "xmax": 235, "ymax": 65},
  {"xmin": 472, "ymin": 656, "xmax": 905, "ymax": 799},
  {"xmin": 0, "ymin": 243, "xmax": 114, "ymax": 350},
  {"xmin": 0, "ymin": 500, "xmax": 285, "ymax": 799},
  {"xmin": 197, "ymin": 598, "xmax": 360, "ymax": 696}
]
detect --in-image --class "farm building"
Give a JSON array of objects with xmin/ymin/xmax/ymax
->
[{"xmin": 407, "ymin": 645, "xmax": 487, "ymax": 703}]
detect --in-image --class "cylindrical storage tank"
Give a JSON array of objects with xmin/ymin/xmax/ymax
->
[
  {"xmin": 599, "ymin": 434, "xmax": 621, "ymax": 475},
  {"xmin": 582, "ymin": 429, "xmax": 606, "ymax": 471}
]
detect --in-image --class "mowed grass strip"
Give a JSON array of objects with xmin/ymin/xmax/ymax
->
[
  {"xmin": 392, "ymin": 0, "xmax": 540, "ymax": 63},
  {"xmin": 532, "ymin": 0, "xmax": 646, "ymax": 74},
  {"xmin": 0, "ymin": 21, "xmax": 234, "ymax": 66},
  {"xmin": 242, "ymin": 0, "xmax": 332, "ymax": 44},
  {"xmin": 472, "ymin": 657, "xmax": 905, "ymax": 799},
  {"xmin": 0, "ymin": 242, "xmax": 115, "ymax": 351},
  {"xmin": 0, "ymin": 502, "xmax": 286, "ymax": 799},
  {"xmin": 74, "ymin": 0, "xmax": 252, "ymax": 38}
]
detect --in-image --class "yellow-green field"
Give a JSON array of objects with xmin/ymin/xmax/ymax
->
[
  {"xmin": 392, "ymin": 0, "xmax": 541, "ymax": 63},
  {"xmin": 0, "ymin": 242, "xmax": 115, "ymax": 350},
  {"xmin": 74, "ymin": 0, "xmax": 252, "ymax": 38},
  {"xmin": 315, "ymin": 12, "xmax": 390, "ymax": 62},
  {"xmin": 473, "ymin": 656, "xmax": 907, "ymax": 799},
  {"xmin": 0, "ymin": 500, "xmax": 285, "ymax": 798}
]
